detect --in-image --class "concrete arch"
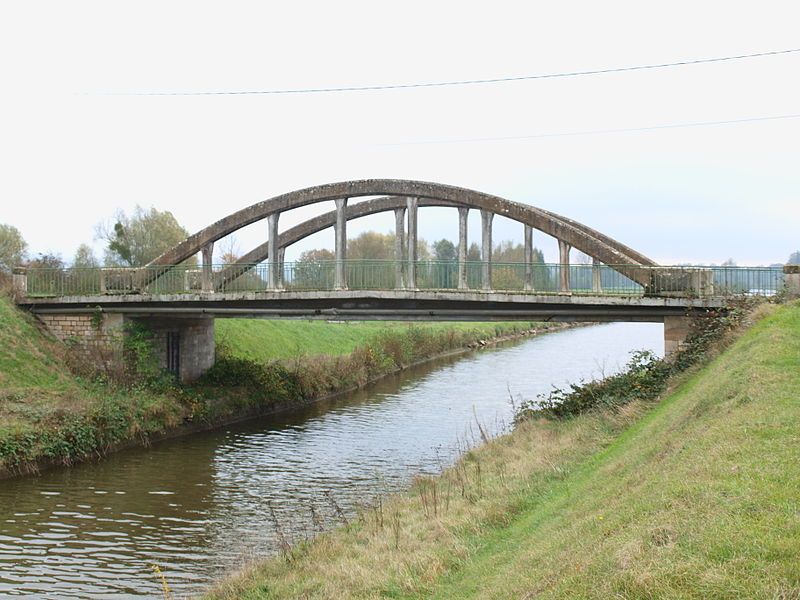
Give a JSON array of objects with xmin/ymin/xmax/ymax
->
[{"xmin": 147, "ymin": 179, "xmax": 657, "ymax": 285}]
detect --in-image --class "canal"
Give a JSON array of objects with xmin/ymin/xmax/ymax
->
[{"xmin": 0, "ymin": 323, "xmax": 663, "ymax": 598}]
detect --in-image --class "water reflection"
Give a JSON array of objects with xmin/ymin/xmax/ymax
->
[{"xmin": 0, "ymin": 323, "xmax": 662, "ymax": 598}]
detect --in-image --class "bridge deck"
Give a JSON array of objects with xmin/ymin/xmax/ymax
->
[{"xmin": 19, "ymin": 289, "xmax": 730, "ymax": 322}]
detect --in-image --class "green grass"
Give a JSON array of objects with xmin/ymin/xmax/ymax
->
[
  {"xmin": 0, "ymin": 295, "xmax": 539, "ymax": 477},
  {"xmin": 206, "ymin": 302, "xmax": 800, "ymax": 599},
  {"xmin": 216, "ymin": 320, "xmax": 527, "ymax": 362}
]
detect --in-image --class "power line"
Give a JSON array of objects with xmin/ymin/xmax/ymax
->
[
  {"xmin": 380, "ymin": 113, "xmax": 800, "ymax": 146},
  {"xmin": 115, "ymin": 47, "xmax": 800, "ymax": 96}
]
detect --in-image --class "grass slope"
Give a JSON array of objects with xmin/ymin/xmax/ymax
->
[
  {"xmin": 216, "ymin": 320, "xmax": 525, "ymax": 362},
  {"xmin": 207, "ymin": 302, "xmax": 800, "ymax": 600}
]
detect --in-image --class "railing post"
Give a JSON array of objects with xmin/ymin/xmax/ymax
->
[
  {"xmin": 592, "ymin": 257, "xmax": 602, "ymax": 293},
  {"xmin": 394, "ymin": 207, "xmax": 406, "ymax": 289},
  {"xmin": 267, "ymin": 213, "xmax": 282, "ymax": 290},
  {"xmin": 11, "ymin": 267, "xmax": 27, "ymax": 299},
  {"xmin": 523, "ymin": 224, "xmax": 533, "ymax": 291},
  {"xmin": 334, "ymin": 198, "xmax": 348, "ymax": 290},
  {"xmin": 406, "ymin": 197, "xmax": 418, "ymax": 289},
  {"xmin": 99, "ymin": 268, "xmax": 107, "ymax": 294},
  {"xmin": 458, "ymin": 207, "xmax": 469, "ymax": 290},
  {"xmin": 480, "ymin": 210, "xmax": 493, "ymax": 291},
  {"xmin": 784, "ymin": 264, "xmax": 800, "ymax": 299},
  {"xmin": 201, "ymin": 242, "xmax": 214, "ymax": 293},
  {"xmin": 558, "ymin": 240, "xmax": 571, "ymax": 293}
]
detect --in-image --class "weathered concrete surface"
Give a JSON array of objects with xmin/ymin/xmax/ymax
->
[
  {"xmin": 146, "ymin": 179, "xmax": 658, "ymax": 286},
  {"xmin": 21, "ymin": 289, "xmax": 728, "ymax": 323},
  {"xmin": 784, "ymin": 264, "xmax": 800, "ymax": 299},
  {"xmin": 134, "ymin": 316, "xmax": 215, "ymax": 383},
  {"xmin": 664, "ymin": 315, "xmax": 693, "ymax": 357},
  {"xmin": 37, "ymin": 310, "xmax": 215, "ymax": 383}
]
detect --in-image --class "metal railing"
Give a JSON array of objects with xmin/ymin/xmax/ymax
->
[{"xmin": 21, "ymin": 261, "xmax": 785, "ymax": 299}]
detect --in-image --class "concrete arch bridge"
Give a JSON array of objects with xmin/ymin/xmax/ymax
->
[{"xmin": 14, "ymin": 179, "xmax": 788, "ymax": 381}]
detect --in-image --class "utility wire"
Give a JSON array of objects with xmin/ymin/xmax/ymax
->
[
  {"xmin": 115, "ymin": 47, "xmax": 800, "ymax": 96},
  {"xmin": 380, "ymin": 113, "xmax": 800, "ymax": 146}
]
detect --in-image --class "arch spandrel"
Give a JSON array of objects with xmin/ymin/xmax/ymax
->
[{"xmin": 146, "ymin": 179, "xmax": 657, "ymax": 286}]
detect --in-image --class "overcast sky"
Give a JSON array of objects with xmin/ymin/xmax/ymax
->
[{"xmin": 1, "ymin": 1, "xmax": 798, "ymax": 266}]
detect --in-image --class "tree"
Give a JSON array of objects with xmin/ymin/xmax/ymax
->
[
  {"xmin": 466, "ymin": 242, "xmax": 481, "ymax": 262},
  {"xmin": 432, "ymin": 239, "xmax": 457, "ymax": 262},
  {"xmin": 293, "ymin": 248, "xmax": 336, "ymax": 288},
  {"xmin": 347, "ymin": 231, "xmax": 395, "ymax": 260},
  {"xmin": 28, "ymin": 252, "xmax": 64, "ymax": 270},
  {"xmin": 72, "ymin": 244, "xmax": 99, "ymax": 269},
  {"xmin": 0, "ymin": 224, "xmax": 28, "ymax": 272},
  {"xmin": 97, "ymin": 206, "xmax": 193, "ymax": 267},
  {"xmin": 787, "ymin": 251, "xmax": 800, "ymax": 265},
  {"xmin": 721, "ymin": 258, "xmax": 737, "ymax": 267}
]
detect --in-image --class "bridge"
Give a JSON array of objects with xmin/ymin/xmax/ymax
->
[{"xmin": 12, "ymin": 179, "xmax": 795, "ymax": 382}]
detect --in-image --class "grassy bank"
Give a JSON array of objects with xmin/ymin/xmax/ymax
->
[
  {"xmin": 0, "ymin": 295, "xmax": 545, "ymax": 478},
  {"xmin": 215, "ymin": 320, "xmax": 525, "ymax": 362},
  {"xmin": 206, "ymin": 302, "xmax": 800, "ymax": 599}
]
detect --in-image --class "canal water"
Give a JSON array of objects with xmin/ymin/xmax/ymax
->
[{"xmin": 0, "ymin": 323, "xmax": 663, "ymax": 598}]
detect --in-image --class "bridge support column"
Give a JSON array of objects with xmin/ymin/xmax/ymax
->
[
  {"xmin": 457, "ymin": 207, "xmax": 469, "ymax": 289},
  {"xmin": 558, "ymin": 240, "xmax": 571, "ymax": 293},
  {"xmin": 12, "ymin": 267, "xmax": 27, "ymax": 299},
  {"xmin": 201, "ymin": 242, "xmax": 214, "ymax": 293},
  {"xmin": 523, "ymin": 225, "xmax": 534, "ymax": 291},
  {"xmin": 267, "ymin": 213, "xmax": 282, "ymax": 290},
  {"xmin": 394, "ymin": 207, "xmax": 406, "ymax": 289},
  {"xmin": 784, "ymin": 265, "xmax": 800, "ymax": 299},
  {"xmin": 334, "ymin": 198, "xmax": 348, "ymax": 290},
  {"xmin": 664, "ymin": 315, "xmax": 692, "ymax": 358},
  {"xmin": 481, "ymin": 210, "xmax": 493, "ymax": 291},
  {"xmin": 407, "ymin": 197, "xmax": 418, "ymax": 289},
  {"xmin": 592, "ymin": 257, "xmax": 602, "ymax": 293}
]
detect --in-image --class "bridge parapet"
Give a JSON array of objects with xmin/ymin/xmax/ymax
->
[{"xmin": 16, "ymin": 262, "xmax": 784, "ymax": 300}]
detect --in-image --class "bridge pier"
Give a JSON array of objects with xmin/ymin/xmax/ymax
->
[
  {"xmin": 523, "ymin": 224, "xmax": 534, "ymax": 291},
  {"xmin": 394, "ymin": 207, "xmax": 406, "ymax": 289},
  {"xmin": 458, "ymin": 207, "xmax": 469, "ymax": 290},
  {"xmin": 480, "ymin": 209, "xmax": 493, "ymax": 291},
  {"xmin": 35, "ymin": 311, "xmax": 215, "ymax": 383},
  {"xmin": 785, "ymin": 265, "xmax": 800, "ymax": 299},
  {"xmin": 334, "ymin": 198, "xmax": 348, "ymax": 290},
  {"xmin": 664, "ymin": 315, "xmax": 692, "ymax": 357},
  {"xmin": 558, "ymin": 240, "xmax": 571, "ymax": 293},
  {"xmin": 407, "ymin": 197, "xmax": 418, "ymax": 289}
]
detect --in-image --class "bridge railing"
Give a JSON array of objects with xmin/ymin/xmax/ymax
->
[{"xmin": 21, "ymin": 262, "xmax": 785, "ymax": 298}]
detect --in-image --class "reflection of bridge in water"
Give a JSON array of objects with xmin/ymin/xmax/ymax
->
[{"xmin": 11, "ymin": 179, "xmax": 792, "ymax": 381}]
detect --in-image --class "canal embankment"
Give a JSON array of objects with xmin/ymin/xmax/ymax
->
[
  {"xmin": 205, "ymin": 300, "xmax": 799, "ymax": 599},
  {"xmin": 0, "ymin": 293, "xmax": 560, "ymax": 479}
]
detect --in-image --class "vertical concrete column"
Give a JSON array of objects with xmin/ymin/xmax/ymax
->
[
  {"xmin": 784, "ymin": 265, "xmax": 800, "ymax": 299},
  {"xmin": 458, "ymin": 207, "xmax": 469, "ymax": 290},
  {"xmin": 99, "ymin": 268, "xmax": 107, "ymax": 294},
  {"xmin": 201, "ymin": 242, "xmax": 214, "ymax": 293},
  {"xmin": 558, "ymin": 239, "xmax": 571, "ymax": 293},
  {"xmin": 11, "ymin": 267, "xmax": 27, "ymax": 298},
  {"xmin": 334, "ymin": 198, "xmax": 348, "ymax": 290},
  {"xmin": 394, "ymin": 207, "xmax": 406, "ymax": 289},
  {"xmin": 664, "ymin": 315, "xmax": 692, "ymax": 358},
  {"xmin": 523, "ymin": 224, "xmax": 534, "ymax": 291},
  {"xmin": 592, "ymin": 257, "xmax": 602, "ymax": 294},
  {"xmin": 267, "ymin": 213, "xmax": 282, "ymax": 289},
  {"xmin": 406, "ymin": 197, "xmax": 418, "ymax": 289},
  {"xmin": 480, "ymin": 210, "xmax": 493, "ymax": 291}
]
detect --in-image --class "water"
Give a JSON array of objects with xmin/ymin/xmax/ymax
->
[{"xmin": 0, "ymin": 323, "xmax": 663, "ymax": 598}]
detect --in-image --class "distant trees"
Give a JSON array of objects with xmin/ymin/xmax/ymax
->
[
  {"xmin": 432, "ymin": 239, "xmax": 457, "ymax": 262},
  {"xmin": 788, "ymin": 251, "xmax": 800, "ymax": 265},
  {"xmin": 0, "ymin": 224, "xmax": 28, "ymax": 272},
  {"xmin": 97, "ymin": 206, "xmax": 193, "ymax": 267},
  {"xmin": 71, "ymin": 244, "xmax": 99, "ymax": 269}
]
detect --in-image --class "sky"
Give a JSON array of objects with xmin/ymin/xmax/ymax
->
[{"xmin": 1, "ymin": 0, "xmax": 798, "ymax": 266}]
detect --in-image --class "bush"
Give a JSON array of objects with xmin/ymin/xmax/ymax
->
[{"xmin": 515, "ymin": 305, "xmax": 752, "ymax": 422}]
